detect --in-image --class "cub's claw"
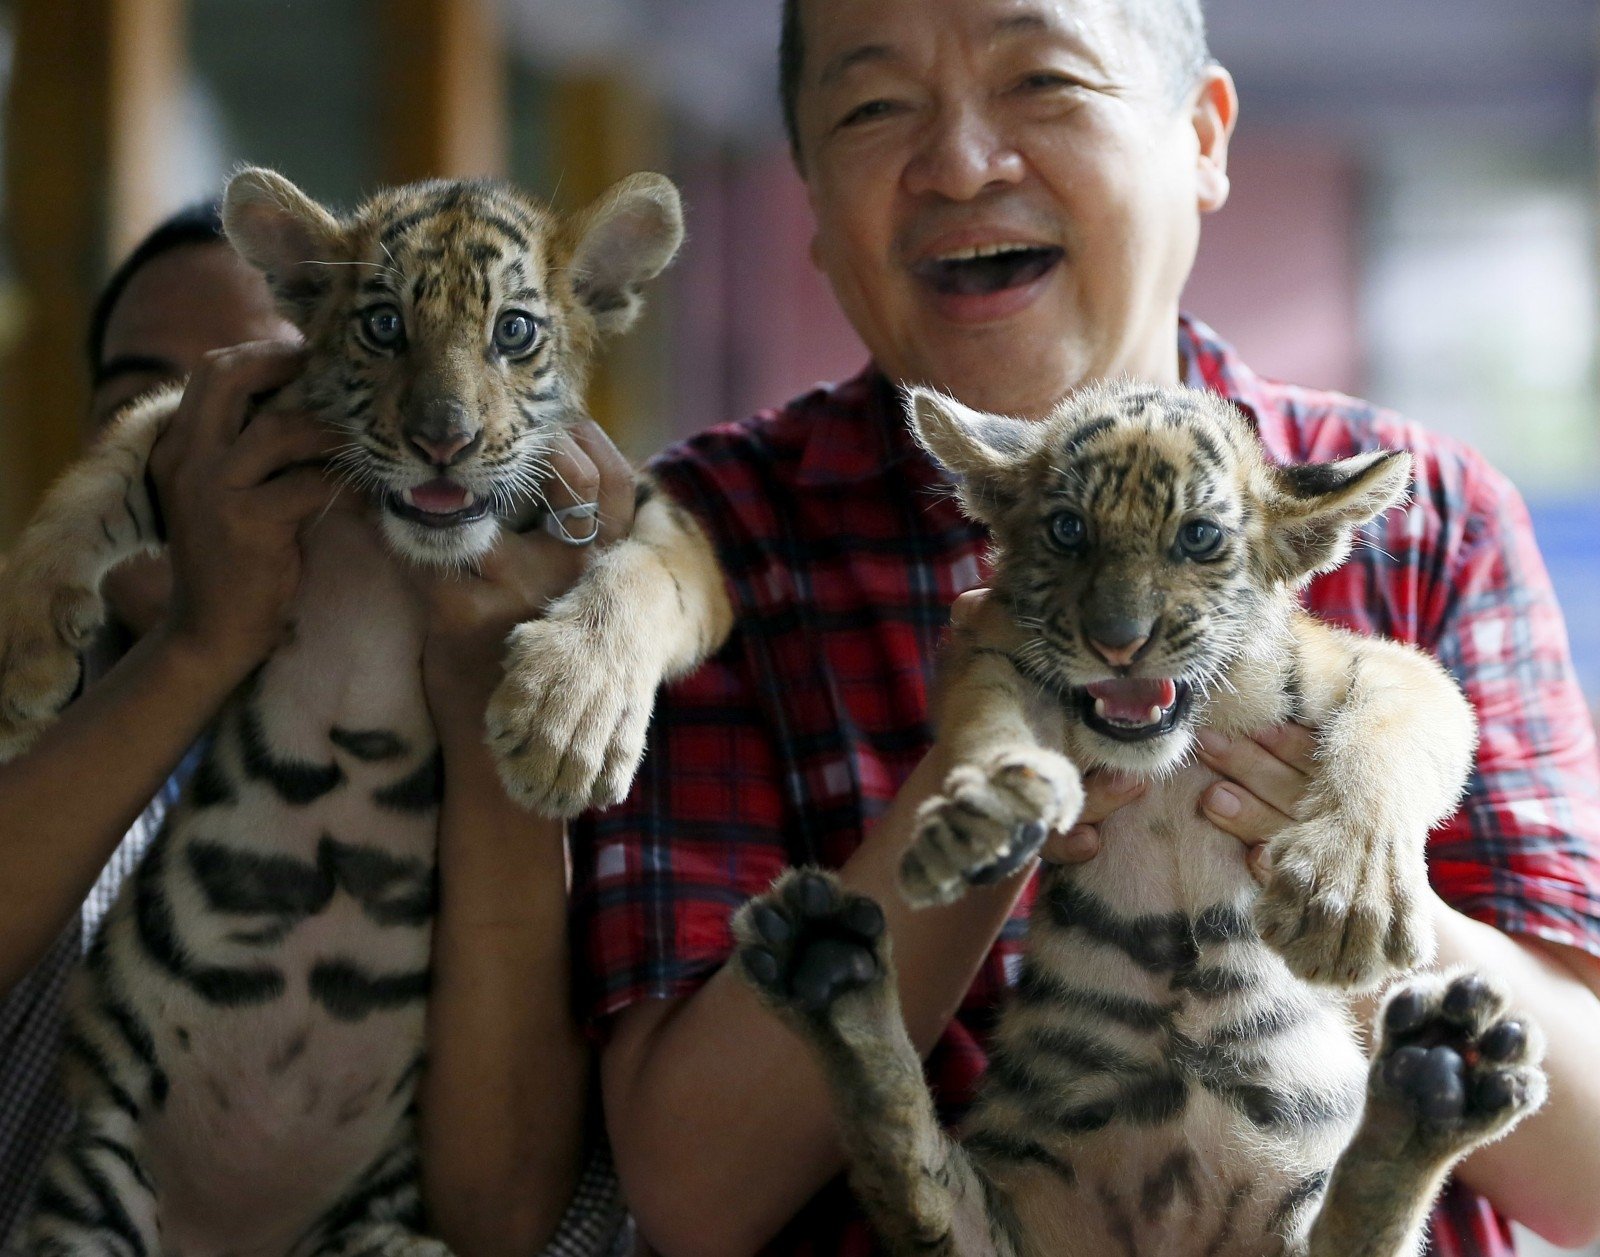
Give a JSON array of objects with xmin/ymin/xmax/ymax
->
[
  {"xmin": 1256, "ymin": 817, "xmax": 1433, "ymax": 990},
  {"xmin": 487, "ymin": 615, "xmax": 654, "ymax": 818},
  {"xmin": 900, "ymin": 747, "xmax": 1083, "ymax": 909},
  {"xmin": 734, "ymin": 870, "xmax": 889, "ymax": 1019},
  {"xmin": 0, "ymin": 579, "xmax": 101, "ymax": 759}
]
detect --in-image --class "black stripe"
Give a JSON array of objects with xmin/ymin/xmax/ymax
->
[
  {"xmin": 316, "ymin": 1153, "xmax": 423, "ymax": 1238},
  {"xmin": 1170, "ymin": 965, "xmax": 1249, "ymax": 1000},
  {"xmin": 1268, "ymin": 1169, "xmax": 1330, "ymax": 1232},
  {"xmin": 186, "ymin": 840, "xmax": 333, "ymax": 918},
  {"xmin": 1021, "ymin": 1024, "xmax": 1139, "ymax": 1075},
  {"xmin": 140, "ymin": 466, "xmax": 166, "ymax": 543},
  {"xmin": 309, "ymin": 960, "xmax": 430, "ymax": 1021},
  {"xmin": 964, "ymin": 1130, "xmax": 1076, "ymax": 1185},
  {"xmin": 372, "ymin": 750, "xmax": 442, "ymax": 813},
  {"xmin": 237, "ymin": 697, "xmax": 345, "ymax": 805},
  {"xmin": 1139, "ymin": 1147, "xmax": 1199, "ymax": 1220},
  {"xmin": 1013, "ymin": 960, "xmax": 1177, "ymax": 1032},
  {"xmin": 187, "ymin": 750, "xmax": 238, "ymax": 808},
  {"xmin": 329, "ymin": 727, "xmax": 409, "ymax": 762},
  {"xmin": 84, "ymin": 1136, "xmax": 155, "ymax": 1195},
  {"xmin": 1057, "ymin": 417, "xmax": 1117, "ymax": 461},
  {"xmin": 61, "ymin": 1032, "xmax": 141, "ymax": 1121},
  {"xmin": 320, "ymin": 836, "xmax": 435, "ymax": 927},
  {"xmin": 1210, "ymin": 1079, "xmax": 1359, "ymax": 1131},
  {"xmin": 1209, "ymin": 1000, "xmax": 1311, "ymax": 1048},
  {"xmin": 134, "ymin": 841, "xmax": 285, "ymax": 1007},
  {"xmin": 1044, "ymin": 882, "xmax": 1199, "ymax": 972}
]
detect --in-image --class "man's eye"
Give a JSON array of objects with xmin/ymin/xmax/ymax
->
[
  {"xmin": 838, "ymin": 99, "xmax": 898, "ymax": 129},
  {"xmin": 1017, "ymin": 71, "xmax": 1080, "ymax": 93}
]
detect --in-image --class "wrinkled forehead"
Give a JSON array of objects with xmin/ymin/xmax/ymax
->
[
  {"xmin": 1038, "ymin": 393, "xmax": 1252, "ymax": 524},
  {"xmin": 804, "ymin": 0, "xmax": 1129, "ymax": 71}
]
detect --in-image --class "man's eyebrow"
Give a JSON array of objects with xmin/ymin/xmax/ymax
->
[
  {"xmin": 93, "ymin": 353, "xmax": 181, "ymax": 388},
  {"xmin": 993, "ymin": 12, "xmax": 1051, "ymax": 36},
  {"xmin": 818, "ymin": 43, "xmax": 899, "ymax": 87}
]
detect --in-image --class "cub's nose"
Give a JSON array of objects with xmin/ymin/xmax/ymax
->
[
  {"xmin": 1085, "ymin": 615, "xmax": 1153, "ymax": 669},
  {"xmin": 404, "ymin": 398, "xmax": 481, "ymax": 467}
]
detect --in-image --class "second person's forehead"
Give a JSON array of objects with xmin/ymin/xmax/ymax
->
[{"xmin": 805, "ymin": 0, "xmax": 1111, "ymax": 74}]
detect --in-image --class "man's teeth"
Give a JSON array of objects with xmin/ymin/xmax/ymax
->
[{"xmin": 932, "ymin": 243, "xmax": 1039, "ymax": 263}]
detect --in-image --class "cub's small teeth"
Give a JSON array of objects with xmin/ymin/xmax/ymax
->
[
  {"xmin": 1094, "ymin": 698, "xmax": 1107, "ymax": 719},
  {"xmin": 1148, "ymin": 705, "xmax": 1162, "ymax": 724}
]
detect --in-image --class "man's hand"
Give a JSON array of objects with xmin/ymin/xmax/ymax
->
[
  {"xmin": 411, "ymin": 419, "xmax": 635, "ymax": 736},
  {"xmin": 1194, "ymin": 722, "xmax": 1317, "ymax": 879},
  {"xmin": 150, "ymin": 340, "xmax": 343, "ymax": 680}
]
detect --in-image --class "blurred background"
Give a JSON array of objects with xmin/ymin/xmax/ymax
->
[{"xmin": 0, "ymin": 0, "xmax": 1594, "ymax": 1251}]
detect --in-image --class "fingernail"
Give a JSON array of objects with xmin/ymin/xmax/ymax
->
[
  {"xmin": 1196, "ymin": 728, "xmax": 1230, "ymax": 755},
  {"xmin": 1107, "ymin": 772, "xmax": 1143, "ymax": 796},
  {"xmin": 1206, "ymin": 785, "xmax": 1241, "ymax": 818}
]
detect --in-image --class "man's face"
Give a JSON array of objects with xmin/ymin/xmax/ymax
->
[{"xmin": 796, "ymin": 0, "xmax": 1232, "ymax": 418}]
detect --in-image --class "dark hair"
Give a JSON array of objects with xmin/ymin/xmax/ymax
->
[
  {"xmin": 777, "ymin": 0, "xmax": 1211, "ymax": 162},
  {"xmin": 85, "ymin": 197, "xmax": 225, "ymax": 374}
]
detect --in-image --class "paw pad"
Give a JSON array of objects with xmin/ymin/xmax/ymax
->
[{"xmin": 734, "ymin": 871, "xmax": 888, "ymax": 1017}]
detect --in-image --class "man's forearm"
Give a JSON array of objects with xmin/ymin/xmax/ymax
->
[
  {"xmin": 605, "ymin": 749, "xmax": 1033, "ymax": 1257},
  {"xmin": 420, "ymin": 720, "xmax": 588, "ymax": 1257},
  {"xmin": 1432, "ymin": 899, "xmax": 1600, "ymax": 1249},
  {"xmin": 0, "ymin": 627, "xmax": 239, "ymax": 993}
]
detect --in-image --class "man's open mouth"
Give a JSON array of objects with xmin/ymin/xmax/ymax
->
[
  {"xmin": 914, "ymin": 244, "xmax": 1064, "ymax": 297},
  {"xmin": 1076, "ymin": 677, "xmax": 1193, "ymax": 743},
  {"xmin": 384, "ymin": 479, "xmax": 492, "ymax": 529}
]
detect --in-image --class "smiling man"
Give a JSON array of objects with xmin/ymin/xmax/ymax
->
[{"xmin": 573, "ymin": 2, "xmax": 1600, "ymax": 1254}]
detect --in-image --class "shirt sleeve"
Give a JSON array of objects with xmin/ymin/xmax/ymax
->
[
  {"xmin": 1422, "ymin": 456, "xmax": 1600, "ymax": 959},
  {"xmin": 569, "ymin": 627, "xmax": 791, "ymax": 1029}
]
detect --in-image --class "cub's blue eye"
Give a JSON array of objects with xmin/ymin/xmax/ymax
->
[
  {"xmin": 494, "ymin": 310, "xmax": 540, "ymax": 356},
  {"xmin": 1047, "ymin": 511, "xmax": 1087, "ymax": 552},
  {"xmin": 361, "ymin": 304, "xmax": 404, "ymax": 349},
  {"xmin": 1178, "ymin": 519, "xmax": 1224, "ymax": 560}
]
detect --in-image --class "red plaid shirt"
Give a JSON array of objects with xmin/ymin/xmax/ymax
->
[{"xmin": 573, "ymin": 316, "xmax": 1600, "ymax": 1256}]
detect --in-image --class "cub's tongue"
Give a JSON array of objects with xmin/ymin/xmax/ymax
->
[
  {"xmin": 406, "ymin": 479, "xmax": 470, "ymax": 515},
  {"xmin": 1085, "ymin": 677, "xmax": 1178, "ymax": 725}
]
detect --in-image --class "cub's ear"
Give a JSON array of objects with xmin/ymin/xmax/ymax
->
[
  {"xmin": 569, "ymin": 172, "xmax": 684, "ymax": 336},
  {"xmin": 222, "ymin": 167, "xmax": 343, "ymax": 324},
  {"xmin": 905, "ymin": 388, "xmax": 1035, "ymax": 522},
  {"xmin": 1261, "ymin": 448, "xmax": 1412, "ymax": 584}
]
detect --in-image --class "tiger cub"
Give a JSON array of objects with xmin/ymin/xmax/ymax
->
[
  {"xmin": 726, "ymin": 383, "xmax": 1548, "ymax": 1257},
  {"xmin": 0, "ymin": 168, "xmax": 689, "ymax": 1257}
]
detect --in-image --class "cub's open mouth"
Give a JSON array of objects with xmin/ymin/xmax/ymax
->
[
  {"xmin": 914, "ymin": 245, "xmax": 1064, "ymax": 297},
  {"xmin": 385, "ymin": 479, "xmax": 492, "ymax": 529},
  {"xmin": 1076, "ymin": 677, "xmax": 1193, "ymax": 743}
]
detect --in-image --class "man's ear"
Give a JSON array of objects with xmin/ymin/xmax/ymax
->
[
  {"xmin": 905, "ymin": 388, "xmax": 1035, "ymax": 521},
  {"xmin": 569, "ymin": 172, "xmax": 685, "ymax": 336},
  {"xmin": 1260, "ymin": 449, "xmax": 1412, "ymax": 584},
  {"xmin": 1191, "ymin": 65, "xmax": 1238, "ymax": 215},
  {"xmin": 222, "ymin": 166, "xmax": 343, "ymax": 324}
]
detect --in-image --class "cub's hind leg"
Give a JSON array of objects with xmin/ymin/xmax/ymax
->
[
  {"xmin": 306, "ymin": 1140, "xmax": 450, "ymax": 1257},
  {"xmin": 0, "ymin": 388, "xmax": 173, "ymax": 758},
  {"xmin": 1303, "ymin": 971, "xmax": 1545, "ymax": 1257},
  {"xmin": 26, "ymin": 1112, "xmax": 160, "ymax": 1257},
  {"xmin": 733, "ymin": 871, "xmax": 1018, "ymax": 1257}
]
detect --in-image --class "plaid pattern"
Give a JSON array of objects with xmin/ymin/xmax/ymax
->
[
  {"xmin": 0, "ymin": 752, "xmax": 628, "ymax": 1257},
  {"xmin": 572, "ymin": 316, "xmax": 1600, "ymax": 1257}
]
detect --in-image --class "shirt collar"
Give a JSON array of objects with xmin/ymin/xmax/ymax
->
[{"xmin": 796, "ymin": 318, "xmax": 1293, "ymax": 488}]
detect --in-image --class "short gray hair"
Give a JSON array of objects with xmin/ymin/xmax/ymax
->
[{"xmin": 778, "ymin": 0, "xmax": 1212, "ymax": 160}]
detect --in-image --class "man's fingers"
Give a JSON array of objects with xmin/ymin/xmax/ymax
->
[
  {"xmin": 1199, "ymin": 779, "xmax": 1290, "ymax": 848},
  {"xmin": 180, "ymin": 341, "xmax": 308, "ymax": 453},
  {"xmin": 1042, "ymin": 824, "xmax": 1101, "ymax": 865},
  {"xmin": 568, "ymin": 419, "xmax": 637, "ymax": 546},
  {"xmin": 1078, "ymin": 771, "xmax": 1145, "ymax": 825},
  {"xmin": 251, "ymin": 466, "xmax": 346, "ymax": 526},
  {"xmin": 224, "ymin": 412, "xmax": 341, "ymax": 489},
  {"xmin": 1252, "ymin": 721, "xmax": 1319, "ymax": 776},
  {"xmin": 1194, "ymin": 728, "xmax": 1310, "ymax": 820}
]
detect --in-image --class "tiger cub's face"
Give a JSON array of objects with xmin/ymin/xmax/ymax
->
[
  {"xmin": 910, "ymin": 381, "xmax": 1411, "ymax": 774},
  {"xmin": 220, "ymin": 167, "xmax": 683, "ymax": 566}
]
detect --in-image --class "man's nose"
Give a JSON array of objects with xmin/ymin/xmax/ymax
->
[{"xmin": 903, "ymin": 104, "xmax": 1025, "ymax": 201}]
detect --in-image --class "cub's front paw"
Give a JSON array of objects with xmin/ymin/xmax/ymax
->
[
  {"xmin": 899, "ymin": 747, "xmax": 1083, "ymax": 909},
  {"xmin": 486, "ymin": 615, "xmax": 654, "ymax": 818},
  {"xmin": 1367, "ymin": 971, "xmax": 1545, "ymax": 1161},
  {"xmin": 733, "ymin": 870, "xmax": 889, "ymax": 1020},
  {"xmin": 1255, "ymin": 815, "xmax": 1433, "ymax": 989},
  {"xmin": 0, "ymin": 577, "xmax": 100, "ymax": 758}
]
